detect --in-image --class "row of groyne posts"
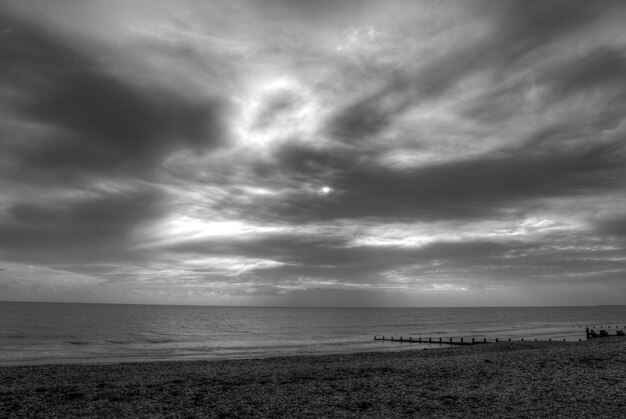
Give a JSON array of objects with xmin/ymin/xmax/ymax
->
[
  {"xmin": 586, "ymin": 325, "xmax": 626, "ymax": 339},
  {"xmin": 374, "ymin": 325, "xmax": 626, "ymax": 346}
]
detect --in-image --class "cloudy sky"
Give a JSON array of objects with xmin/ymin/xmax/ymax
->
[{"xmin": 1, "ymin": 0, "xmax": 626, "ymax": 307}]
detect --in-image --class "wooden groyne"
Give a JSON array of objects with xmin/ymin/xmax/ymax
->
[
  {"xmin": 375, "ymin": 336, "xmax": 494, "ymax": 346},
  {"xmin": 586, "ymin": 326, "xmax": 625, "ymax": 339},
  {"xmin": 374, "ymin": 335, "xmax": 580, "ymax": 345},
  {"xmin": 375, "ymin": 325, "xmax": 625, "ymax": 346}
]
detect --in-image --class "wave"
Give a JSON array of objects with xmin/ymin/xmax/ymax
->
[
  {"xmin": 66, "ymin": 340, "xmax": 90, "ymax": 345},
  {"xmin": 1, "ymin": 333, "xmax": 29, "ymax": 339},
  {"xmin": 143, "ymin": 338, "xmax": 173, "ymax": 344}
]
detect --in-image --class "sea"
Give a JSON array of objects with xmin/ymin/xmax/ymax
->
[{"xmin": 1, "ymin": 302, "xmax": 625, "ymax": 366}]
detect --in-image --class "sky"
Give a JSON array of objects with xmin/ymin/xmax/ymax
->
[{"xmin": 1, "ymin": 0, "xmax": 626, "ymax": 307}]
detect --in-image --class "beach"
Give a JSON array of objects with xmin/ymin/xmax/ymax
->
[{"xmin": 1, "ymin": 338, "xmax": 625, "ymax": 418}]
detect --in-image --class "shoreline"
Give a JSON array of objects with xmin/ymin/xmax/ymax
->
[
  {"xmin": 2, "ymin": 338, "xmax": 625, "ymax": 417},
  {"xmin": 0, "ymin": 340, "xmax": 438, "ymax": 368},
  {"xmin": 0, "ymin": 336, "xmax": 588, "ymax": 368}
]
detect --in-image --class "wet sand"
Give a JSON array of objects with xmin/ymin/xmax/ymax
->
[{"xmin": 1, "ymin": 338, "xmax": 625, "ymax": 417}]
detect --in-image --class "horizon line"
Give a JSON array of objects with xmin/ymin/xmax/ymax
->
[{"xmin": 1, "ymin": 300, "xmax": 624, "ymax": 309}]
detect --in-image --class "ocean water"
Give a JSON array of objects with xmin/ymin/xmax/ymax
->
[{"xmin": 1, "ymin": 302, "xmax": 625, "ymax": 366}]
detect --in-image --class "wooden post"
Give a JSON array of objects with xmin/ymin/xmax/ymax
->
[
  {"xmin": 418, "ymin": 337, "xmax": 421, "ymax": 342},
  {"xmin": 496, "ymin": 338, "xmax": 498, "ymax": 343},
  {"xmin": 429, "ymin": 337, "xmax": 432, "ymax": 343},
  {"xmin": 439, "ymin": 337, "xmax": 442, "ymax": 343},
  {"xmin": 461, "ymin": 338, "xmax": 463, "ymax": 343},
  {"xmin": 472, "ymin": 338, "xmax": 475, "ymax": 344},
  {"xmin": 449, "ymin": 337, "xmax": 452, "ymax": 344},
  {"xmin": 508, "ymin": 338, "xmax": 511, "ymax": 342}
]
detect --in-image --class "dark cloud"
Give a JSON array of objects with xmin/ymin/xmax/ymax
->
[
  {"xmin": 464, "ymin": 46, "xmax": 626, "ymax": 125},
  {"xmin": 9, "ymin": 189, "xmax": 161, "ymax": 228},
  {"xmin": 166, "ymin": 232, "xmax": 525, "ymax": 286},
  {"xmin": 326, "ymin": 73, "xmax": 447, "ymax": 142},
  {"xmin": 0, "ymin": 187, "xmax": 162, "ymax": 263},
  {"xmin": 251, "ymin": 133, "xmax": 625, "ymax": 222},
  {"xmin": 251, "ymin": 0, "xmax": 371, "ymax": 25},
  {"xmin": 167, "ymin": 234, "xmax": 401, "ymax": 267},
  {"xmin": 0, "ymin": 11, "xmax": 226, "ymax": 180},
  {"xmin": 490, "ymin": 0, "xmax": 617, "ymax": 44},
  {"xmin": 592, "ymin": 215, "xmax": 626, "ymax": 237},
  {"xmin": 550, "ymin": 47, "xmax": 626, "ymax": 97},
  {"xmin": 165, "ymin": 234, "xmax": 406, "ymax": 286}
]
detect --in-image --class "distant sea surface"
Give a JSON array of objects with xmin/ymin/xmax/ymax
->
[{"xmin": 1, "ymin": 302, "xmax": 625, "ymax": 366}]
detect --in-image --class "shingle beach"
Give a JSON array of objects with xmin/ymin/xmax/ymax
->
[{"xmin": 1, "ymin": 338, "xmax": 625, "ymax": 418}]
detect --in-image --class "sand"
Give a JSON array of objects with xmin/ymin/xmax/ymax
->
[{"xmin": 1, "ymin": 338, "xmax": 625, "ymax": 418}]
